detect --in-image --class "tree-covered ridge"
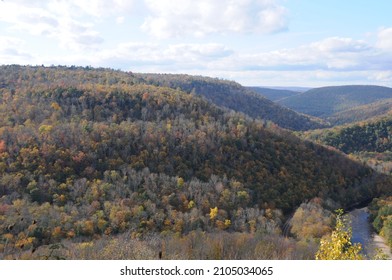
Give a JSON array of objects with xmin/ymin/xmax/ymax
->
[
  {"xmin": 0, "ymin": 65, "xmax": 141, "ymax": 89},
  {"xmin": 136, "ymin": 73, "xmax": 327, "ymax": 131},
  {"xmin": 327, "ymin": 98, "xmax": 392, "ymax": 126},
  {"xmin": 0, "ymin": 81, "xmax": 379, "ymax": 210},
  {"xmin": 247, "ymin": 86, "xmax": 300, "ymax": 102},
  {"xmin": 278, "ymin": 85, "xmax": 392, "ymax": 118},
  {"xmin": 302, "ymin": 116, "xmax": 392, "ymax": 154}
]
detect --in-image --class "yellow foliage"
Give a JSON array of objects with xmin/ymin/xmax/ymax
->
[
  {"xmin": 38, "ymin": 124, "xmax": 53, "ymax": 134},
  {"xmin": 15, "ymin": 237, "xmax": 35, "ymax": 249},
  {"xmin": 248, "ymin": 219, "xmax": 256, "ymax": 233},
  {"xmin": 316, "ymin": 210, "xmax": 363, "ymax": 260},
  {"xmin": 3, "ymin": 233, "xmax": 14, "ymax": 241},
  {"xmin": 166, "ymin": 121, "xmax": 172, "ymax": 131},
  {"xmin": 97, "ymin": 218, "xmax": 108, "ymax": 232},
  {"xmin": 50, "ymin": 102, "xmax": 61, "ymax": 111},
  {"xmin": 177, "ymin": 177, "xmax": 184, "ymax": 188},
  {"xmin": 209, "ymin": 207, "xmax": 218, "ymax": 220},
  {"xmin": 78, "ymin": 242, "xmax": 93, "ymax": 250},
  {"xmin": 188, "ymin": 200, "xmax": 195, "ymax": 209}
]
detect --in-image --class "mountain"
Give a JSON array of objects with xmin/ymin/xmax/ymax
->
[
  {"xmin": 266, "ymin": 86, "xmax": 311, "ymax": 92},
  {"xmin": 278, "ymin": 85, "xmax": 392, "ymax": 118},
  {"xmin": 302, "ymin": 115, "xmax": 392, "ymax": 154},
  {"xmin": 302, "ymin": 113, "xmax": 392, "ymax": 175},
  {"xmin": 1, "ymin": 65, "xmax": 390, "ymax": 259},
  {"xmin": 136, "ymin": 73, "xmax": 327, "ymax": 131},
  {"xmin": 0, "ymin": 65, "xmax": 379, "ymax": 208},
  {"xmin": 247, "ymin": 86, "xmax": 300, "ymax": 101},
  {"xmin": 328, "ymin": 98, "xmax": 392, "ymax": 126},
  {"xmin": 301, "ymin": 114, "xmax": 392, "ymax": 176}
]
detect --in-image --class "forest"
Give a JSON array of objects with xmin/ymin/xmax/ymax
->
[
  {"xmin": 136, "ymin": 73, "xmax": 327, "ymax": 131},
  {"xmin": 278, "ymin": 85, "xmax": 392, "ymax": 118},
  {"xmin": 0, "ymin": 65, "xmax": 391, "ymax": 259},
  {"xmin": 369, "ymin": 196, "xmax": 392, "ymax": 250}
]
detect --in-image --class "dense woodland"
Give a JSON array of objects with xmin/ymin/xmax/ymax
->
[
  {"xmin": 302, "ymin": 117, "xmax": 392, "ymax": 154},
  {"xmin": 301, "ymin": 115, "xmax": 392, "ymax": 177},
  {"xmin": 0, "ymin": 65, "xmax": 391, "ymax": 259},
  {"xmin": 369, "ymin": 196, "xmax": 392, "ymax": 250},
  {"xmin": 327, "ymin": 98, "xmax": 392, "ymax": 126},
  {"xmin": 136, "ymin": 73, "xmax": 327, "ymax": 131}
]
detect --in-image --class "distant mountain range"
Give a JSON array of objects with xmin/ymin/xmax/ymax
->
[
  {"xmin": 267, "ymin": 86, "xmax": 312, "ymax": 92},
  {"xmin": 247, "ymin": 87, "xmax": 300, "ymax": 102},
  {"xmin": 276, "ymin": 85, "xmax": 392, "ymax": 119}
]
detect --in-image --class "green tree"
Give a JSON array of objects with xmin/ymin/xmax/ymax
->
[{"xmin": 316, "ymin": 209, "xmax": 363, "ymax": 260}]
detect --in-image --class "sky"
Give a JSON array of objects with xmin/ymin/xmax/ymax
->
[{"xmin": 0, "ymin": 0, "xmax": 392, "ymax": 87}]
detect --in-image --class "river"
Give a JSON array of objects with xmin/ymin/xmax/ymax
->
[{"xmin": 348, "ymin": 207, "xmax": 392, "ymax": 259}]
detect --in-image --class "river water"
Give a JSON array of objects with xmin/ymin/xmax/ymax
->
[{"xmin": 348, "ymin": 207, "xmax": 392, "ymax": 259}]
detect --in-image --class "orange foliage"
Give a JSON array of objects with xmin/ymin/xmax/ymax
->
[{"xmin": 0, "ymin": 140, "xmax": 6, "ymax": 153}]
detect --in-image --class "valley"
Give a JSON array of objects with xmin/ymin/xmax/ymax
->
[{"xmin": 0, "ymin": 65, "xmax": 391, "ymax": 260}]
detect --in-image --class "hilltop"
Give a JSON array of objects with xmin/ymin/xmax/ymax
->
[
  {"xmin": 137, "ymin": 73, "xmax": 327, "ymax": 131},
  {"xmin": 327, "ymin": 98, "xmax": 392, "ymax": 126},
  {"xmin": 278, "ymin": 85, "xmax": 392, "ymax": 118},
  {"xmin": 246, "ymin": 86, "xmax": 300, "ymax": 102}
]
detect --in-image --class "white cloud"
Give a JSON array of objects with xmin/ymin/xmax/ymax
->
[
  {"xmin": 258, "ymin": 3, "xmax": 288, "ymax": 34},
  {"xmin": 1, "ymin": 0, "xmax": 392, "ymax": 88},
  {"xmin": 0, "ymin": 0, "xmax": 133, "ymax": 51},
  {"xmin": 165, "ymin": 44, "xmax": 233, "ymax": 59},
  {"xmin": 116, "ymin": 16, "xmax": 126, "ymax": 24},
  {"xmin": 94, "ymin": 42, "xmax": 233, "ymax": 71},
  {"xmin": 376, "ymin": 27, "xmax": 392, "ymax": 50},
  {"xmin": 0, "ymin": 36, "xmax": 33, "ymax": 64},
  {"xmin": 311, "ymin": 37, "xmax": 370, "ymax": 53},
  {"xmin": 141, "ymin": 0, "xmax": 288, "ymax": 38},
  {"xmin": 24, "ymin": 31, "xmax": 392, "ymax": 87},
  {"xmin": 370, "ymin": 71, "xmax": 388, "ymax": 82},
  {"xmin": 67, "ymin": 0, "xmax": 134, "ymax": 18},
  {"xmin": 227, "ymin": 36, "xmax": 390, "ymax": 72}
]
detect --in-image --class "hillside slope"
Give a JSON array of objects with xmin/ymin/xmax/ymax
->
[
  {"xmin": 301, "ymin": 114, "xmax": 392, "ymax": 175},
  {"xmin": 278, "ymin": 85, "xmax": 392, "ymax": 118},
  {"xmin": 137, "ymin": 73, "xmax": 327, "ymax": 131},
  {"xmin": 328, "ymin": 98, "xmax": 392, "ymax": 126},
  {"xmin": 0, "ymin": 66, "xmax": 380, "ymax": 209},
  {"xmin": 302, "ymin": 115, "xmax": 392, "ymax": 154}
]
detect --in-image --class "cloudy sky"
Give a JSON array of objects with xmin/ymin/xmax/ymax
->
[{"xmin": 1, "ymin": 0, "xmax": 392, "ymax": 87}]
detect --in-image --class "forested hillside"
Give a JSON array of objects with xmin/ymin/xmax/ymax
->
[
  {"xmin": 137, "ymin": 73, "xmax": 327, "ymax": 131},
  {"xmin": 246, "ymin": 87, "xmax": 300, "ymax": 102},
  {"xmin": 278, "ymin": 85, "xmax": 392, "ymax": 118},
  {"xmin": 302, "ymin": 116, "xmax": 392, "ymax": 154},
  {"xmin": 369, "ymin": 196, "xmax": 392, "ymax": 250},
  {"xmin": 301, "ymin": 113, "xmax": 392, "ymax": 176},
  {"xmin": 327, "ymin": 98, "xmax": 392, "ymax": 126},
  {"xmin": 0, "ymin": 65, "xmax": 390, "ymax": 259}
]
